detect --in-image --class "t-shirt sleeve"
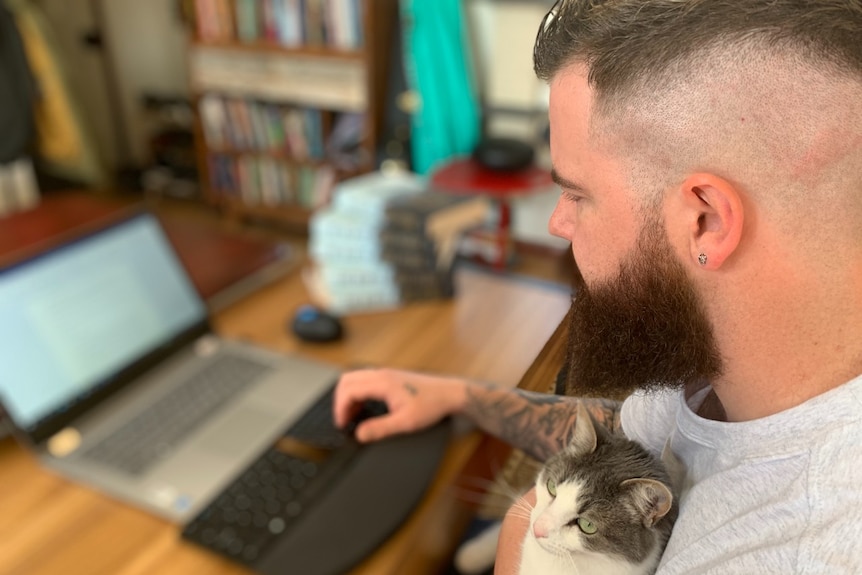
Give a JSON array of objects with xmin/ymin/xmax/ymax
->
[{"xmin": 620, "ymin": 389, "xmax": 680, "ymax": 457}]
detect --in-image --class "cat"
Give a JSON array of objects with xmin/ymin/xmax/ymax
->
[{"xmin": 455, "ymin": 403, "xmax": 680, "ymax": 575}]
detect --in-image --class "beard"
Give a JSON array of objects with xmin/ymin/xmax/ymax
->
[{"xmin": 562, "ymin": 218, "xmax": 722, "ymax": 399}]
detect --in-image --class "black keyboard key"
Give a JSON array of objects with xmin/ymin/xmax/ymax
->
[{"xmin": 182, "ymin": 385, "xmax": 359, "ymax": 565}]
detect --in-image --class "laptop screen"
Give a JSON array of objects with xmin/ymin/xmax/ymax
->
[{"xmin": 0, "ymin": 213, "xmax": 207, "ymax": 432}]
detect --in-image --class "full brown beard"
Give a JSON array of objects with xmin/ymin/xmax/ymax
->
[{"xmin": 562, "ymin": 218, "xmax": 723, "ymax": 399}]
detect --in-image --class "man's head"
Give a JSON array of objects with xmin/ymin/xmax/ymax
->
[{"xmin": 536, "ymin": 1, "xmax": 862, "ymax": 397}]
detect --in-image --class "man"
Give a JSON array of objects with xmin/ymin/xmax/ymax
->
[{"xmin": 334, "ymin": 0, "xmax": 862, "ymax": 572}]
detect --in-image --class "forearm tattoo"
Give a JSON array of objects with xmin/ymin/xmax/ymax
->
[{"xmin": 463, "ymin": 383, "xmax": 622, "ymax": 461}]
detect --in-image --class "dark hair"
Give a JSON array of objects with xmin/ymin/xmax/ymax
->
[{"xmin": 534, "ymin": 0, "xmax": 862, "ymax": 99}]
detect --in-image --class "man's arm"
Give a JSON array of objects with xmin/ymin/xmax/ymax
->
[
  {"xmin": 334, "ymin": 368, "xmax": 622, "ymax": 461},
  {"xmin": 461, "ymin": 382, "xmax": 622, "ymax": 462}
]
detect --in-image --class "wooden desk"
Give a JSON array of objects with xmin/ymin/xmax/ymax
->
[{"xmin": 0, "ymin": 262, "xmax": 570, "ymax": 575}]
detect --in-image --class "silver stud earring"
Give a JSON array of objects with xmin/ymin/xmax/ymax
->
[{"xmin": 698, "ymin": 253, "xmax": 708, "ymax": 266}]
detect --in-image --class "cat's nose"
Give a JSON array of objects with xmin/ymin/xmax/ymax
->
[{"xmin": 533, "ymin": 521, "xmax": 549, "ymax": 539}]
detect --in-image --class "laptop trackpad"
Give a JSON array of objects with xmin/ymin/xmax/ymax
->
[{"xmin": 200, "ymin": 407, "xmax": 283, "ymax": 457}]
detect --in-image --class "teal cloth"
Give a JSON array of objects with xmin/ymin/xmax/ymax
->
[{"xmin": 400, "ymin": 0, "xmax": 482, "ymax": 175}]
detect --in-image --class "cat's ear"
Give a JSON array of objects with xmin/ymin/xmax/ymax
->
[
  {"xmin": 621, "ymin": 478, "xmax": 673, "ymax": 528},
  {"xmin": 567, "ymin": 403, "xmax": 598, "ymax": 456}
]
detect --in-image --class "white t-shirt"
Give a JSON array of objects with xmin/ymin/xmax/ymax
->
[{"xmin": 621, "ymin": 374, "xmax": 862, "ymax": 574}]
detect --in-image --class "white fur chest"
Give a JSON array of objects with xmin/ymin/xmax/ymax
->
[{"xmin": 519, "ymin": 534, "xmax": 660, "ymax": 575}]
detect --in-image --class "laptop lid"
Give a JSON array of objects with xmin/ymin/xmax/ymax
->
[{"xmin": 0, "ymin": 211, "xmax": 210, "ymax": 445}]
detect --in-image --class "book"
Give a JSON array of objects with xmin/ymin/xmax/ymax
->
[
  {"xmin": 329, "ymin": 170, "xmax": 425, "ymax": 223},
  {"xmin": 307, "ymin": 172, "xmax": 482, "ymax": 314},
  {"xmin": 273, "ymin": 0, "xmax": 302, "ymax": 47},
  {"xmin": 235, "ymin": 0, "xmax": 260, "ymax": 42},
  {"xmin": 194, "ymin": 0, "xmax": 218, "ymax": 40},
  {"xmin": 213, "ymin": 0, "xmax": 235, "ymax": 39},
  {"xmin": 309, "ymin": 235, "xmax": 383, "ymax": 262},
  {"xmin": 305, "ymin": 262, "xmax": 452, "ymax": 314},
  {"xmin": 283, "ymin": 108, "xmax": 309, "ymax": 159},
  {"xmin": 383, "ymin": 191, "xmax": 491, "ymax": 269},
  {"xmin": 384, "ymin": 192, "xmax": 491, "ymax": 238},
  {"xmin": 309, "ymin": 207, "xmax": 383, "ymax": 242},
  {"xmin": 304, "ymin": 0, "xmax": 326, "ymax": 46},
  {"xmin": 199, "ymin": 94, "xmax": 228, "ymax": 148},
  {"xmin": 304, "ymin": 265, "xmax": 401, "ymax": 314}
]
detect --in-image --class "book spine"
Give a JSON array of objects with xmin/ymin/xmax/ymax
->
[
  {"xmin": 213, "ymin": 0, "xmax": 235, "ymax": 40},
  {"xmin": 261, "ymin": 0, "xmax": 279, "ymax": 41},
  {"xmin": 194, "ymin": 0, "xmax": 218, "ymax": 40},
  {"xmin": 235, "ymin": 0, "xmax": 260, "ymax": 42},
  {"xmin": 199, "ymin": 94, "xmax": 227, "ymax": 148}
]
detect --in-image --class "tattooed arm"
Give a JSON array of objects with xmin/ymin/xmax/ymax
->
[
  {"xmin": 460, "ymin": 382, "xmax": 621, "ymax": 461},
  {"xmin": 334, "ymin": 368, "xmax": 621, "ymax": 462}
]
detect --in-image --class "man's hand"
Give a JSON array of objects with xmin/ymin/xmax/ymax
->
[
  {"xmin": 333, "ymin": 368, "xmax": 467, "ymax": 442},
  {"xmin": 495, "ymin": 487, "xmax": 535, "ymax": 575}
]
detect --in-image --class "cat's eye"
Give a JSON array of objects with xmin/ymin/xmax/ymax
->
[
  {"xmin": 576, "ymin": 517, "xmax": 598, "ymax": 535},
  {"xmin": 546, "ymin": 478, "xmax": 557, "ymax": 497}
]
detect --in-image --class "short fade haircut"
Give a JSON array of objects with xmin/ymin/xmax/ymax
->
[
  {"xmin": 532, "ymin": 0, "xmax": 862, "ymax": 235},
  {"xmin": 534, "ymin": 0, "xmax": 862, "ymax": 106}
]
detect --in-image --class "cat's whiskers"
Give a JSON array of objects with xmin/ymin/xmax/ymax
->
[
  {"xmin": 458, "ymin": 473, "xmax": 530, "ymax": 501},
  {"xmin": 564, "ymin": 548, "xmax": 583, "ymax": 575},
  {"xmin": 452, "ymin": 474, "xmax": 525, "ymax": 508},
  {"xmin": 456, "ymin": 475, "xmax": 502, "ymax": 490},
  {"xmin": 448, "ymin": 486, "xmax": 506, "ymax": 506},
  {"xmin": 450, "ymin": 479, "xmax": 510, "ymax": 504},
  {"xmin": 505, "ymin": 496, "xmax": 535, "ymax": 521}
]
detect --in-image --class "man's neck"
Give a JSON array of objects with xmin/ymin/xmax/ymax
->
[
  {"xmin": 713, "ymin": 262, "xmax": 862, "ymax": 421},
  {"xmin": 704, "ymin": 319, "xmax": 862, "ymax": 421}
]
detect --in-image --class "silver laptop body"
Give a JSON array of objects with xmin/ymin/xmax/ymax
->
[{"xmin": 0, "ymin": 212, "xmax": 339, "ymax": 523}]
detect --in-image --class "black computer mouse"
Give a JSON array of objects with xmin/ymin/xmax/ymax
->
[{"xmin": 290, "ymin": 305, "xmax": 344, "ymax": 343}]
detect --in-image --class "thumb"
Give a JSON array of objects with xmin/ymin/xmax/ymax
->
[{"xmin": 354, "ymin": 410, "xmax": 417, "ymax": 443}]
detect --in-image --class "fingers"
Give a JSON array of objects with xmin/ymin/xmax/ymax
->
[
  {"xmin": 333, "ymin": 368, "xmax": 465, "ymax": 442},
  {"xmin": 333, "ymin": 369, "xmax": 390, "ymax": 428},
  {"xmin": 353, "ymin": 409, "xmax": 417, "ymax": 443}
]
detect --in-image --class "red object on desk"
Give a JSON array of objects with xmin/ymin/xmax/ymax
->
[{"xmin": 429, "ymin": 158, "xmax": 553, "ymax": 270}]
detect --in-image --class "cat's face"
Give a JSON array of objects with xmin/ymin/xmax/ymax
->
[
  {"xmin": 529, "ymin": 471, "xmax": 601, "ymax": 557},
  {"xmin": 526, "ymin": 404, "xmax": 676, "ymax": 566}
]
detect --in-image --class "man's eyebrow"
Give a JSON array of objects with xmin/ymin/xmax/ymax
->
[{"xmin": 551, "ymin": 168, "xmax": 588, "ymax": 192}]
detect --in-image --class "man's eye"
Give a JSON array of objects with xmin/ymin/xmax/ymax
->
[{"xmin": 561, "ymin": 191, "xmax": 582, "ymax": 203}]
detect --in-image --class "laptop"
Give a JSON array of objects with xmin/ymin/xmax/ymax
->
[{"xmin": 0, "ymin": 210, "xmax": 450, "ymax": 575}]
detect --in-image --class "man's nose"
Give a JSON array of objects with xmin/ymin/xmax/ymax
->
[{"xmin": 547, "ymin": 198, "xmax": 570, "ymax": 240}]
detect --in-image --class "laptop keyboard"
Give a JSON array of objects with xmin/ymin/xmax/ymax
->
[
  {"xmin": 181, "ymin": 387, "xmax": 387, "ymax": 564},
  {"xmin": 80, "ymin": 354, "xmax": 272, "ymax": 476}
]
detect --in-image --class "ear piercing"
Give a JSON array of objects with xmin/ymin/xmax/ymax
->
[{"xmin": 698, "ymin": 253, "xmax": 708, "ymax": 266}]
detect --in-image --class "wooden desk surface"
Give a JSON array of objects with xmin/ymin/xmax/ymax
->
[{"xmin": 0, "ymin": 265, "xmax": 570, "ymax": 575}]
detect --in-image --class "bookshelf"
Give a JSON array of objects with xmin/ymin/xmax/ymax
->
[{"xmin": 187, "ymin": 0, "xmax": 398, "ymax": 229}]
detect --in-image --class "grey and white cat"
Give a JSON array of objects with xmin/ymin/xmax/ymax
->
[{"xmin": 456, "ymin": 403, "xmax": 680, "ymax": 575}]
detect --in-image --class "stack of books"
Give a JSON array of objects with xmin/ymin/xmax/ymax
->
[{"xmin": 306, "ymin": 171, "xmax": 490, "ymax": 314}]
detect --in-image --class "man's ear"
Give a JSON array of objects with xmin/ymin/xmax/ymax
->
[{"xmin": 675, "ymin": 173, "xmax": 744, "ymax": 270}]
